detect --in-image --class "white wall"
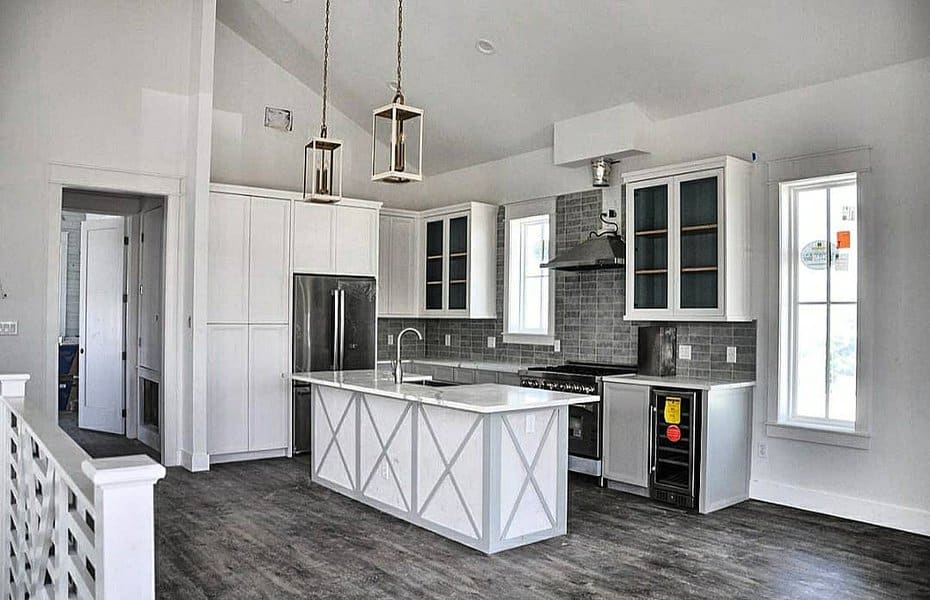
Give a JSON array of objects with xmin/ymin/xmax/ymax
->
[
  {"xmin": 0, "ymin": 0, "xmax": 198, "ymax": 404},
  {"xmin": 403, "ymin": 58, "xmax": 930, "ymax": 532},
  {"xmin": 211, "ymin": 22, "xmax": 408, "ymax": 205}
]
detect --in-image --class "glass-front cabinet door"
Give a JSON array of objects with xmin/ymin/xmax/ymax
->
[
  {"xmin": 675, "ymin": 169, "xmax": 724, "ymax": 317},
  {"xmin": 628, "ymin": 178, "xmax": 673, "ymax": 317},
  {"xmin": 424, "ymin": 218, "xmax": 444, "ymax": 311},
  {"xmin": 447, "ymin": 215, "xmax": 469, "ymax": 310}
]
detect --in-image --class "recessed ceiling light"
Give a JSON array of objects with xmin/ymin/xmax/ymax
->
[{"xmin": 476, "ymin": 39, "xmax": 496, "ymax": 55}]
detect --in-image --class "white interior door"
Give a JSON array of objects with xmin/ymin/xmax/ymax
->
[
  {"xmin": 139, "ymin": 205, "xmax": 164, "ymax": 371},
  {"xmin": 78, "ymin": 216, "xmax": 126, "ymax": 433}
]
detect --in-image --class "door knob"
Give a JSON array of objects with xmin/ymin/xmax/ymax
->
[{"xmin": 79, "ymin": 348, "xmax": 84, "ymax": 354}]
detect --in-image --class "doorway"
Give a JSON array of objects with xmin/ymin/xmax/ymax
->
[{"xmin": 58, "ymin": 189, "xmax": 166, "ymax": 459}]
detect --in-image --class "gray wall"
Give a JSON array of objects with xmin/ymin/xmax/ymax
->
[
  {"xmin": 60, "ymin": 211, "xmax": 85, "ymax": 338},
  {"xmin": 379, "ymin": 190, "xmax": 756, "ymax": 380}
]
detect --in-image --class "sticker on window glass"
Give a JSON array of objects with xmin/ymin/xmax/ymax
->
[
  {"xmin": 664, "ymin": 398, "xmax": 681, "ymax": 425},
  {"xmin": 837, "ymin": 230, "xmax": 851, "ymax": 249},
  {"xmin": 800, "ymin": 240, "xmax": 834, "ymax": 270},
  {"xmin": 834, "ymin": 253, "xmax": 850, "ymax": 271},
  {"xmin": 842, "ymin": 206, "xmax": 856, "ymax": 221}
]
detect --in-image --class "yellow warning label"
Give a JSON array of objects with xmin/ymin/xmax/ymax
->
[{"xmin": 664, "ymin": 398, "xmax": 681, "ymax": 425}]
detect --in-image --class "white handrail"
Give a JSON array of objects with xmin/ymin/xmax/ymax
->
[{"xmin": 0, "ymin": 374, "xmax": 166, "ymax": 599}]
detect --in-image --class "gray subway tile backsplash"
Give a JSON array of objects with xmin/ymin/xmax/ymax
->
[{"xmin": 377, "ymin": 190, "xmax": 756, "ymax": 380}]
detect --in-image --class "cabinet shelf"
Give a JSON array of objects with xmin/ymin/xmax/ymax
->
[
  {"xmin": 680, "ymin": 266, "xmax": 718, "ymax": 273},
  {"xmin": 635, "ymin": 228, "xmax": 668, "ymax": 236},
  {"xmin": 635, "ymin": 269, "xmax": 668, "ymax": 275},
  {"xmin": 680, "ymin": 223, "xmax": 718, "ymax": 233},
  {"xmin": 449, "ymin": 252, "xmax": 468, "ymax": 258}
]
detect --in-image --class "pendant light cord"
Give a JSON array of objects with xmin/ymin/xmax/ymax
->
[
  {"xmin": 320, "ymin": 0, "xmax": 331, "ymax": 137},
  {"xmin": 394, "ymin": 0, "xmax": 403, "ymax": 102}
]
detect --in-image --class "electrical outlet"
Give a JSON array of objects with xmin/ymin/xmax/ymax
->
[
  {"xmin": 444, "ymin": 334, "xmax": 451, "ymax": 346},
  {"xmin": 381, "ymin": 460, "xmax": 390, "ymax": 480},
  {"xmin": 387, "ymin": 334, "xmax": 395, "ymax": 345},
  {"xmin": 0, "ymin": 321, "xmax": 18, "ymax": 336},
  {"xmin": 487, "ymin": 336, "xmax": 496, "ymax": 349},
  {"xmin": 553, "ymin": 339, "xmax": 561, "ymax": 353},
  {"xmin": 525, "ymin": 414, "xmax": 536, "ymax": 434},
  {"xmin": 726, "ymin": 346, "xmax": 737, "ymax": 363},
  {"xmin": 758, "ymin": 442, "xmax": 768, "ymax": 459},
  {"xmin": 679, "ymin": 344, "xmax": 692, "ymax": 360}
]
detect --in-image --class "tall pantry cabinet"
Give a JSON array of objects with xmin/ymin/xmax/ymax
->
[{"xmin": 206, "ymin": 191, "xmax": 290, "ymax": 462}]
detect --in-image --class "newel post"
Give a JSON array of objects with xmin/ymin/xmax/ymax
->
[{"xmin": 82, "ymin": 455, "xmax": 167, "ymax": 599}]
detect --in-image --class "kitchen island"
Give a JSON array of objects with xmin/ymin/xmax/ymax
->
[{"xmin": 291, "ymin": 370, "xmax": 595, "ymax": 554}]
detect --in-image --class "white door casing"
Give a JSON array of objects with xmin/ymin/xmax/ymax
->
[{"xmin": 78, "ymin": 216, "xmax": 126, "ymax": 434}]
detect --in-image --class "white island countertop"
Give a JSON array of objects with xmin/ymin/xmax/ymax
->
[{"xmin": 291, "ymin": 370, "xmax": 596, "ymax": 414}]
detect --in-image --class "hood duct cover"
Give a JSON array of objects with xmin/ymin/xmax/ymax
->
[{"xmin": 541, "ymin": 234, "xmax": 625, "ymax": 271}]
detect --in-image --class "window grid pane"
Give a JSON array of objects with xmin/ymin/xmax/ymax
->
[
  {"xmin": 789, "ymin": 177, "xmax": 857, "ymax": 425},
  {"xmin": 508, "ymin": 215, "xmax": 550, "ymax": 335}
]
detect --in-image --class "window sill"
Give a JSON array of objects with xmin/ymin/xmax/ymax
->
[
  {"xmin": 765, "ymin": 421, "xmax": 871, "ymax": 450},
  {"xmin": 501, "ymin": 333, "xmax": 555, "ymax": 346}
]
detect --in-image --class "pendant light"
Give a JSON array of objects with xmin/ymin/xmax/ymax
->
[
  {"xmin": 371, "ymin": 0, "xmax": 423, "ymax": 183},
  {"xmin": 304, "ymin": 0, "xmax": 343, "ymax": 203}
]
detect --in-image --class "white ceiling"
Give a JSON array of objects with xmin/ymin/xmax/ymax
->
[{"xmin": 218, "ymin": 0, "xmax": 930, "ymax": 175}]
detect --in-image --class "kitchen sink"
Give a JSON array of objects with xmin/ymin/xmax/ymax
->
[{"xmin": 407, "ymin": 379, "xmax": 460, "ymax": 388}]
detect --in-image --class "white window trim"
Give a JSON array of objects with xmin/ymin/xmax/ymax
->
[
  {"xmin": 503, "ymin": 197, "xmax": 556, "ymax": 346},
  {"xmin": 767, "ymin": 147, "xmax": 873, "ymax": 449}
]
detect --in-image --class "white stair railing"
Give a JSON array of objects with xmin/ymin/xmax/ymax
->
[{"xmin": 0, "ymin": 374, "xmax": 166, "ymax": 599}]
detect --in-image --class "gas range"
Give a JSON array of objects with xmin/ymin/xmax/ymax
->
[
  {"xmin": 518, "ymin": 361, "xmax": 638, "ymax": 478},
  {"xmin": 518, "ymin": 361, "xmax": 638, "ymax": 395}
]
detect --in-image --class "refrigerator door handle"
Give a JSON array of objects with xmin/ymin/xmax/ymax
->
[
  {"xmin": 338, "ymin": 289, "xmax": 346, "ymax": 370},
  {"xmin": 332, "ymin": 289, "xmax": 340, "ymax": 370}
]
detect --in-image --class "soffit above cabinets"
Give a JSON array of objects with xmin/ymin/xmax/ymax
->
[{"xmin": 553, "ymin": 103, "xmax": 650, "ymax": 168}]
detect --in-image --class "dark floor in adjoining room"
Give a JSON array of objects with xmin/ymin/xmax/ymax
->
[
  {"xmin": 58, "ymin": 410, "xmax": 160, "ymax": 461},
  {"xmin": 64, "ymin": 425, "xmax": 930, "ymax": 599}
]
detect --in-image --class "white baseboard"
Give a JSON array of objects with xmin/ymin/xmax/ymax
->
[
  {"xmin": 208, "ymin": 447, "xmax": 287, "ymax": 465},
  {"xmin": 751, "ymin": 479, "xmax": 930, "ymax": 536},
  {"xmin": 177, "ymin": 449, "xmax": 210, "ymax": 472}
]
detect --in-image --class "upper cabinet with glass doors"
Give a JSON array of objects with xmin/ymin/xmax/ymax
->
[
  {"xmin": 420, "ymin": 202, "xmax": 498, "ymax": 318},
  {"xmin": 623, "ymin": 156, "xmax": 753, "ymax": 321}
]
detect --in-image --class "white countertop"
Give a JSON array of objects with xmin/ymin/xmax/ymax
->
[
  {"xmin": 601, "ymin": 374, "xmax": 755, "ymax": 391},
  {"xmin": 291, "ymin": 370, "xmax": 597, "ymax": 413},
  {"xmin": 377, "ymin": 358, "xmax": 526, "ymax": 374}
]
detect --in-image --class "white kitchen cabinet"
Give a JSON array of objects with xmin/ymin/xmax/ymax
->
[
  {"xmin": 206, "ymin": 324, "xmax": 249, "ymax": 455},
  {"xmin": 378, "ymin": 210, "xmax": 419, "ymax": 317},
  {"xmin": 602, "ymin": 382, "xmax": 651, "ymax": 491},
  {"xmin": 248, "ymin": 324, "xmax": 289, "ymax": 451},
  {"xmin": 292, "ymin": 201, "xmax": 335, "ymax": 273},
  {"xmin": 293, "ymin": 201, "xmax": 379, "ymax": 277},
  {"xmin": 249, "ymin": 197, "xmax": 291, "ymax": 322},
  {"xmin": 208, "ymin": 192, "xmax": 291, "ymax": 324},
  {"xmin": 420, "ymin": 202, "xmax": 497, "ymax": 318},
  {"xmin": 623, "ymin": 155, "xmax": 752, "ymax": 321},
  {"xmin": 335, "ymin": 205, "xmax": 379, "ymax": 276},
  {"xmin": 207, "ymin": 193, "xmax": 250, "ymax": 322}
]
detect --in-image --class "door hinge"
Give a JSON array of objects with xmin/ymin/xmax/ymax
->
[
  {"xmin": 121, "ymin": 408, "xmax": 126, "ymax": 418},
  {"xmin": 123, "ymin": 236, "xmax": 129, "ymax": 246},
  {"xmin": 141, "ymin": 233, "xmax": 144, "ymax": 243},
  {"xmin": 122, "ymin": 351, "xmax": 126, "ymax": 361},
  {"xmin": 122, "ymin": 293, "xmax": 128, "ymax": 304}
]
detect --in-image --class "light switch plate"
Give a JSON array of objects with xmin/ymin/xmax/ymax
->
[
  {"xmin": 726, "ymin": 346, "xmax": 737, "ymax": 363},
  {"xmin": 679, "ymin": 344, "xmax": 692, "ymax": 360},
  {"xmin": 444, "ymin": 334, "xmax": 451, "ymax": 346},
  {"xmin": 0, "ymin": 321, "xmax": 17, "ymax": 336},
  {"xmin": 487, "ymin": 336, "xmax": 496, "ymax": 349},
  {"xmin": 758, "ymin": 442, "xmax": 768, "ymax": 459},
  {"xmin": 553, "ymin": 339, "xmax": 561, "ymax": 353},
  {"xmin": 387, "ymin": 334, "xmax": 395, "ymax": 345}
]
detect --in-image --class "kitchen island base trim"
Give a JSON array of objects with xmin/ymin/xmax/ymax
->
[{"xmin": 311, "ymin": 384, "xmax": 569, "ymax": 554}]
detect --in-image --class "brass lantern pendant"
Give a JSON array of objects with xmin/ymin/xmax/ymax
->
[
  {"xmin": 372, "ymin": 0, "xmax": 423, "ymax": 183},
  {"xmin": 304, "ymin": 0, "xmax": 343, "ymax": 203}
]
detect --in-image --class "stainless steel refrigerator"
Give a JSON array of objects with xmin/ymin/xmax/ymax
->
[{"xmin": 292, "ymin": 274, "xmax": 377, "ymax": 453}]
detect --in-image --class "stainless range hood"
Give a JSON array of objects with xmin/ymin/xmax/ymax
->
[{"xmin": 541, "ymin": 234, "xmax": 625, "ymax": 271}]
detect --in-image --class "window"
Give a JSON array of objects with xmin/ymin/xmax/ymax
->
[
  {"xmin": 778, "ymin": 173, "xmax": 859, "ymax": 430},
  {"xmin": 503, "ymin": 199, "xmax": 556, "ymax": 344}
]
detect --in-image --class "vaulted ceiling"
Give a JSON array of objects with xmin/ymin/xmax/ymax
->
[{"xmin": 218, "ymin": 0, "xmax": 930, "ymax": 175}]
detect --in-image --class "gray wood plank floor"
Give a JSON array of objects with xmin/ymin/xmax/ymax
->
[{"xmin": 61, "ymin": 418, "xmax": 930, "ymax": 599}]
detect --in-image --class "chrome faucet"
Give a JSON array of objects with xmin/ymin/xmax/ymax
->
[{"xmin": 392, "ymin": 327, "xmax": 424, "ymax": 384}]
